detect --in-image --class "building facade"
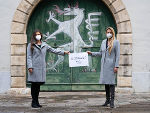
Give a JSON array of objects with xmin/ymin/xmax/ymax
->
[{"xmin": 0, "ymin": 0, "xmax": 149, "ymax": 93}]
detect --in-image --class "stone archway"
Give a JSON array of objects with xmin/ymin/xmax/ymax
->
[{"xmin": 10, "ymin": 0, "xmax": 132, "ymax": 90}]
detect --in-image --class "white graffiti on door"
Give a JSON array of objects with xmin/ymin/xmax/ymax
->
[
  {"xmin": 44, "ymin": 3, "xmax": 101, "ymax": 71},
  {"xmin": 85, "ymin": 12, "xmax": 102, "ymax": 41}
]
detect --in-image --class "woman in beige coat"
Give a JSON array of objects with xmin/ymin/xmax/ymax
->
[{"xmin": 87, "ymin": 27, "xmax": 120, "ymax": 108}]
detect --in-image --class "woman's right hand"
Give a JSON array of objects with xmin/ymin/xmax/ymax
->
[
  {"xmin": 86, "ymin": 51, "xmax": 92, "ymax": 54},
  {"xmin": 28, "ymin": 68, "xmax": 33, "ymax": 73},
  {"xmin": 64, "ymin": 51, "xmax": 70, "ymax": 55}
]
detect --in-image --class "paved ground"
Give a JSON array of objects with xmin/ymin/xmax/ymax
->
[{"xmin": 0, "ymin": 92, "xmax": 150, "ymax": 113}]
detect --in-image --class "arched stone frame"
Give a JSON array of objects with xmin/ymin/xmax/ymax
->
[{"xmin": 10, "ymin": 0, "xmax": 132, "ymax": 90}]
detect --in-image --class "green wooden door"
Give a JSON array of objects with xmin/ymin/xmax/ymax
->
[{"xmin": 26, "ymin": 0, "xmax": 117, "ymax": 91}]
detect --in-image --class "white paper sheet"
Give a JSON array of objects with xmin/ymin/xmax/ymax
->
[{"xmin": 69, "ymin": 52, "xmax": 89, "ymax": 67}]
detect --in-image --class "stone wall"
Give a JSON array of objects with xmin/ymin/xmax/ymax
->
[
  {"xmin": 0, "ymin": 0, "xmax": 22, "ymax": 93},
  {"xmin": 102, "ymin": 0, "xmax": 132, "ymax": 88},
  {"xmin": 10, "ymin": 0, "xmax": 40, "ymax": 88}
]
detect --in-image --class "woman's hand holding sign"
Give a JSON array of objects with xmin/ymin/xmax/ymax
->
[
  {"xmin": 64, "ymin": 51, "xmax": 70, "ymax": 54},
  {"xmin": 86, "ymin": 51, "xmax": 92, "ymax": 55}
]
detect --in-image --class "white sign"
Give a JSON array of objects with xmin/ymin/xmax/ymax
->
[{"xmin": 69, "ymin": 52, "xmax": 89, "ymax": 67}]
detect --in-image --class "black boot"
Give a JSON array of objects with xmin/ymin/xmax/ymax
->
[
  {"xmin": 31, "ymin": 83, "xmax": 39, "ymax": 108},
  {"xmin": 102, "ymin": 85, "xmax": 110, "ymax": 106},
  {"xmin": 110, "ymin": 85, "xmax": 115, "ymax": 108},
  {"xmin": 36, "ymin": 100, "xmax": 42, "ymax": 107},
  {"xmin": 36, "ymin": 84, "xmax": 42, "ymax": 107},
  {"xmin": 110, "ymin": 99, "xmax": 114, "ymax": 108},
  {"xmin": 36, "ymin": 94, "xmax": 42, "ymax": 107},
  {"xmin": 32, "ymin": 100, "xmax": 39, "ymax": 108},
  {"xmin": 102, "ymin": 99, "xmax": 110, "ymax": 106}
]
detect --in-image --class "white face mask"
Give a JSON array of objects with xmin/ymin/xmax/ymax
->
[
  {"xmin": 35, "ymin": 35, "xmax": 41, "ymax": 40},
  {"xmin": 106, "ymin": 33, "xmax": 112, "ymax": 39}
]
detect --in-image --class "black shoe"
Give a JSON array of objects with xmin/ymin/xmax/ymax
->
[
  {"xmin": 102, "ymin": 100, "xmax": 110, "ymax": 106},
  {"xmin": 110, "ymin": 100, "xmax": 114, "ymax": 108},
  {"xmin": 37, "ymin": 103, "xmax": 42, "ymax": 107},
  {"xmin": 31, "ymin": 101, "xmax": 39, "ymax": 108},
  {"xmin": 31, "ymin": 103, "xmax": 39, "ymax": 108},
  {"xmin": 36, "ymin": 100, "xmax": 42, "ymax": 107}
]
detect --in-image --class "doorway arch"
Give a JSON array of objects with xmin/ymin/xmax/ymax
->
[{"xmin": 10, "ymin": 0, "xmax": 132, "ymax": 90}]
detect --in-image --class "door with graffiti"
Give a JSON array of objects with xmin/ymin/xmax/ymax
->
[{"xmin": 27, "ymin": 0, "xmax": 117, "ymax": 91}]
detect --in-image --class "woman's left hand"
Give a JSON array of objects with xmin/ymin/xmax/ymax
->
[
  {"xmin": 114, "ymin": 67, "xmax": 118, "ymax": 73},
  {"xmin": 64, "ymin": 51, "xmax": 70, "ymax": 54}
]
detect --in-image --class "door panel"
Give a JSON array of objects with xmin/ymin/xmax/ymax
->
[{"xmin": 26, "ymin": 0, "xmax": 117, "ymax": 91}]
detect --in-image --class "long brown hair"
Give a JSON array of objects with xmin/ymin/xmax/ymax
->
[
  {"xmin": 30, "ymin": 30, "xmax": 43, "ymax": 52},
  {"xmin": 106, "ymin": 27, "xmax": 115, "ymax": 55}
]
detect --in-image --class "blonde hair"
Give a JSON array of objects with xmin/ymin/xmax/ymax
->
[{"xmin": 106, "ymin": 27, "xmax": 115, "ymax": 55}]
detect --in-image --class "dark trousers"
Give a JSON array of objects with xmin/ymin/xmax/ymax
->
[
  {"xmin": 105, "ymin": 84, "xmax": 115, "ymax": 101},
  {"xmin": 31, "ymin": 82, "xmax": 41, "ymax": 104}
]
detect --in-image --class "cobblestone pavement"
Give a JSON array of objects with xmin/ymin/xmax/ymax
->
[{"xmin": 0, "ymin": 92, "xmax": 150, "ymax": 113}]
